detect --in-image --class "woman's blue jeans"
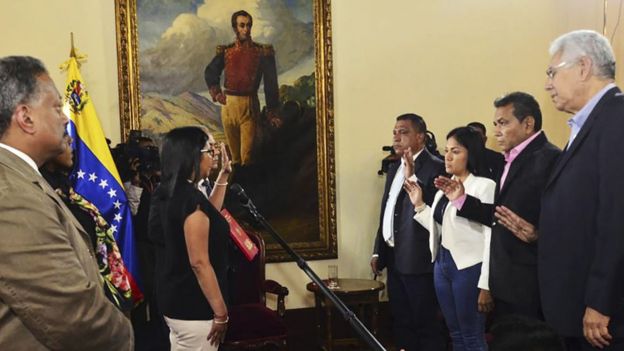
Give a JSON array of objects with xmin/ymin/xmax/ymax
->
[{"xmin": 434, "ymin": 246, "xmax": 487, "ymax": 351}]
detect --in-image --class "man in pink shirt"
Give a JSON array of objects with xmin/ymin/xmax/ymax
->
[{"xmin": 436, "ymin": 92, "xmax": 560, "ymax": 322}]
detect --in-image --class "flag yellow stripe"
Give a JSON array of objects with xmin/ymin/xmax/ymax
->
[{"xmin": 65, "ymin": 57, "xmax": 123, "ymax": 186}]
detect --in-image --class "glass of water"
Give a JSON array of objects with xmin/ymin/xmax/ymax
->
[{"xmin": 327, "ymin": 265, "xmax": 339, "ymax": 289}]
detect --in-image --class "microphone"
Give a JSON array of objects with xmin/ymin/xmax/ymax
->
[{"xmin": 230, "ymin": 183, "xmax": 251, "ymax": 205}]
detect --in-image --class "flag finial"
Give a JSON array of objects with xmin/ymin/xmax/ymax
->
[
  {"xmin": 70, "ymin": 32, "xmax": 77, "ymax": 58},
  {"xmin": 60, "ymin": 33, "xmax": 87, "ymax": 71}
]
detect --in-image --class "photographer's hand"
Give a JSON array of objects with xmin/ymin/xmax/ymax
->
[{"xmin": 129, "ymin": 157, "xmax": 140, "ymax": 172}]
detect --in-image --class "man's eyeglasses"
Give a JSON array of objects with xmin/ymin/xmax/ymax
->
[{"xmin": 546, "ymin": 60, "xmax": 574, "ymax": 79}]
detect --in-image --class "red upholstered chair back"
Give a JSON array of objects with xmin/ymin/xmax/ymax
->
[
  {"xmin": 223, "ymin": 230, "xmax": 289, "ymax": 350},
  {"xmin": 229, "ymin": 230, "xmax": 266, "ymax": 306}
]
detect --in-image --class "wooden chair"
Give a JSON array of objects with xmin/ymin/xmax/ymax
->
[{"xmin": 222, "ymin": 230, "xmax": 289, "ymax": 350}]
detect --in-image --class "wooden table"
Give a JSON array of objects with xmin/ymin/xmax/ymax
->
[{"xmin": 306, "ymin": 278, "xmax": 385, "ymax": 351}]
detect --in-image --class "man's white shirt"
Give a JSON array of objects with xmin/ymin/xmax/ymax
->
[{"xmin": 381, "ymin": 150, "xmax": 422, "ymax": 247}]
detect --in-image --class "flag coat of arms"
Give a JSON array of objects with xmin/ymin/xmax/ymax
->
[{"xmin": 62, "ymin": 55, "xmax": 142, "ymax": 304}]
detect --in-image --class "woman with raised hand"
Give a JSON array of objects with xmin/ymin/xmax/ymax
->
[
  {"xmin": 152, "ymin": 126, "xmax": 231, "ymax": 350},
  {"xmin": 404, "ymin": 126, "xmax": 495, "ymax": 351}
]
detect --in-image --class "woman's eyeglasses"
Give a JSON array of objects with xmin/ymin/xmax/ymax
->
[{"xmin": 200, "ymin": 148, "xmax": 216, "ymax": 156}]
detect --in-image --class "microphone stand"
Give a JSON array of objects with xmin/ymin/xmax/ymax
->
[{"xmin": 234, "ymin": 186, "xmax": 385, "ymax": 351}]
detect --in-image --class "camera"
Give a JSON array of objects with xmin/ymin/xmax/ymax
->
[
  {"xmin": 378, "ymin": 146, "xmax": 398, "ymax": 175},
  {"xmin": 111, "ymin": 130, "xmax": 161, "ymax": 185}
]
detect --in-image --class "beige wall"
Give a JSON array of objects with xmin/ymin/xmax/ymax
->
[
  {"xmin": 0, "ymin": 0, "xmax": 121, "ymax": 142},
  {"xmin": 1, "ymin": 0, "xmax": 622, "ymax": 308}
]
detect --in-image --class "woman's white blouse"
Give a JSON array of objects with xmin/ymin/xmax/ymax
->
[{"xmin": 413, "ymin": 173, "xmax": 496, "ymax": 290}]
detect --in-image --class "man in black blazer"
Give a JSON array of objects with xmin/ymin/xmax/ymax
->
[
  {"xmin": 439, "ymin": 92, "xmax": 560, "ymax": 321},
  {"xmin": 371, "ymin": 113, "xmax": 446, "ymax": 351},
  {"xmin": 496, "ymin": 30, "xmax": 624, "ymax": 350}
]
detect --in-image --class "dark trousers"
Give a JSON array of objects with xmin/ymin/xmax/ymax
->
[
  {"xmin": 564, "ymin": 337, "xmax": 624, "ymax": 351},
  {"xmin": 493, "ymin": 297, "xmax": 544, "ymax": 323},
  {"xmin": 386, "ymin": 252, "xmax": 446, "ymax": 350}
]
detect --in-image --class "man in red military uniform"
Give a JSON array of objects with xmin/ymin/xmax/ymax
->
[{"xmin": 204, "ymin": 10, "xmax": 281, "ymax": 166}]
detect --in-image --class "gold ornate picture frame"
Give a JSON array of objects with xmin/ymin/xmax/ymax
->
[{"xmin": 114, "ymin": 0, "xmax": 336, "ymax": 262}]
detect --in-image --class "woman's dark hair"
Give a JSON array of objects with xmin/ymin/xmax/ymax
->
[
  {"xmin": 446, "ymin": 126, "xmax": 488, "ymax": 177},
  {"xmin": 159, "ymin": 126, "xmax": 208, "ymax": 198}
]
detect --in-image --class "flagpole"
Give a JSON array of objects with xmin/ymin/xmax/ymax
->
[{"xmin": 70, "ymin": 32, "xmax": 77, "ymax": 58}]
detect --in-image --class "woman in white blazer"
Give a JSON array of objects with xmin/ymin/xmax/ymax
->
[{"xmin": 404, "ymin": 127, "xmax": 495, "ymax": 351}]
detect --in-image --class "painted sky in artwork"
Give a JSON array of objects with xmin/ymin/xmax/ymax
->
[{"xmin": 137, "ymin": 0, "xmax": 314, "ymax": 95}]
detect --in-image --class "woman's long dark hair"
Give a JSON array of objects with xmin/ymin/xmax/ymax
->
[
  {"xmin": 446, "ymin": 126, "xmax": 488, "ymax": 177},
  {"xmin": 159, "ymin": 126, "xmax": 208, "ymax": 198}
]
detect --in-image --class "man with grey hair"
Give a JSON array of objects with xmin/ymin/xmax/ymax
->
[
  {"xmin": 495, "ymin": 30, "xmax": 624, "ymax": 350},
  {"xmin": 0, "ymin": 56, "xmax": 133, "ymax": 350}
]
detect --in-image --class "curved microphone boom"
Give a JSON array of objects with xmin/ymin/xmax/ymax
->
[
  {"xmin": 225, "ymin": 183, "xmax": 385, "ymax": 351},
  {"xmin": 230, "ymin": 183, "xmax": 249, "ymax": 202},
  {"xmin": 230, "ymin": 183, "xmax": 256, "ymax": 211}
]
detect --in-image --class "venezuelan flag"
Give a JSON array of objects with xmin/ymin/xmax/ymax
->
[{"xmin": 62, "ymin": 54, "xmax": 142, "ymax": 303}]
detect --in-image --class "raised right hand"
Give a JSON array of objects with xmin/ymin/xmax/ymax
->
[
  {"xmin": 402, "ymin": 147, "xmax": 415, "ymax": 179},
  {"xmin": 217, "ymin": 142, "xmax": 232, "ymax": 175}
]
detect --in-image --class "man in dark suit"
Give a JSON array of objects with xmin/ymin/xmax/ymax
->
[
  {"xmin": 495, "ymin": 30, "xmax": 624, "ymax": 350},
  {"xmin": 438, "ymin": 92, "xmax": 560, "ymax": 322},
  {"xmin": 467, "ymin": 121, "xmax": 505, "ymax": 180},
  {"xmin": 371, "ymin": 113, "xmax": 446, "ymax": 350}
]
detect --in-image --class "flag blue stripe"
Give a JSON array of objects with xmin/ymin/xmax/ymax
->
[{"xmin": 68, "ymin": 120, "xmax": 141, "ymax": 289}]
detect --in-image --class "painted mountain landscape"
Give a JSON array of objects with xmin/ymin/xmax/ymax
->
[{"xmin": 135, "ymin": 0, "xmax": 322, "ymax": 260}]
